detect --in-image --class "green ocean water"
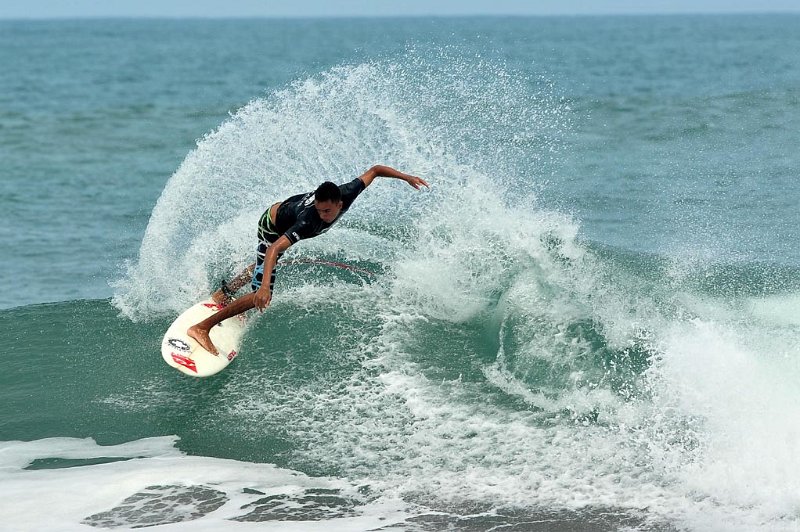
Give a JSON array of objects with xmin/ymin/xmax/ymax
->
[{"xmin": 2, "ymin": 15, "xmax": 800, "ymax": 531}]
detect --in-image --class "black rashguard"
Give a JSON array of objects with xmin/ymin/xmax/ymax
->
[{"xmin": 258, "ymin": 177, "xmax": 366, "ymax": 244}]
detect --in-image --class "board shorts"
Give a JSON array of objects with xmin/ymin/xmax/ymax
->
[{"xmin": 252, "ymin": 207, "xmax": 284, "ymax": 292}]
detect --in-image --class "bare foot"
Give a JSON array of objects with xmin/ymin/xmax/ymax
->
[{"xmin": 187, "ymin": 325, "xmax": 219, "ymax": 355}]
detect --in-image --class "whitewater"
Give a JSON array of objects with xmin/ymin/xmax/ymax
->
[{"xmin": 2, "ymin": 16, "xmax": 800, "ymax": 531}]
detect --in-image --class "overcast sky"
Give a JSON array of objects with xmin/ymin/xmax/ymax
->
[{"xmin": 1, "ymin": 0, "xmax": 799, "ymax": 19}]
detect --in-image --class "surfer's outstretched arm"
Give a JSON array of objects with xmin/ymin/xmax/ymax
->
[{"xmin": 358, "ymin": 165, "xmax": 429, "ymax": 190}]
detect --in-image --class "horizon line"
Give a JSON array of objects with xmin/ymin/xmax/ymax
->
[{"xmin": 1, "ymin": 10, "xmax": 799, "ymax": 21}]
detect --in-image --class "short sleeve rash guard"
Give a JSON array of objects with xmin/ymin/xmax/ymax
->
[{"xmin": 271, "ymin": 177, "xmax": 366, "ymax": 244}]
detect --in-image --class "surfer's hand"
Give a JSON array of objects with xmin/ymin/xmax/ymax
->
[
  {"xmin": 253, "ymin": 287, "xmax": 272, "ymax": 311},
  {"xmin": 405, "ymin": 175, "xmax": 429, "ymax": 190}
]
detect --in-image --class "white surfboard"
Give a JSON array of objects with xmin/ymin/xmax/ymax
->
[{"xmin": 161, "ymin": 298, "xmax": 247, "ymax": 377}]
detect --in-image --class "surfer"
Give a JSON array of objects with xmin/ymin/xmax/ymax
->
[{"xmin": 187, "ymin": 165, "xmax": 429, "ymax": 354}]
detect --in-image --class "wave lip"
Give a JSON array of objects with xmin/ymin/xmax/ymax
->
[{"xmin": 98, "ymin": 51, "xmax": 800, "ymax": 531}]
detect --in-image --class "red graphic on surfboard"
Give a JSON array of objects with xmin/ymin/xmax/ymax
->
[{"xmin": 171, "ymin": 353, "xmax": 198, "ymax": 373}]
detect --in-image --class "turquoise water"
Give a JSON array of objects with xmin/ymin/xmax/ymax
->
[{"xmin": 2, "ymin": 15, "xmax": 800, "ymax": 531}]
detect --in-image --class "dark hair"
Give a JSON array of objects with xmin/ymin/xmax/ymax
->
[{"xmin": 314, "ymin": 181, "xmax": 342, "ymax": 203}]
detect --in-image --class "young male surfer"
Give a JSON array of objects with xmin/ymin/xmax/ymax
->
[{"xmin": 187, "ymin": 165, "xmax": 429, "ymax": 355}]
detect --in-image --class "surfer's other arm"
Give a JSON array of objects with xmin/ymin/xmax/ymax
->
[
  {"xmin": 358, "ymin": 165, "xmax": 429, "ymax": 190},
  {"xmin": 253, "ymin": 235, "xmax": 292, "ymax": 311}
]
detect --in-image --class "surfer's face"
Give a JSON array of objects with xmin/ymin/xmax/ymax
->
[{"xmin": 315, "ymin": 199, "xmax": 343, "ymax": 223}]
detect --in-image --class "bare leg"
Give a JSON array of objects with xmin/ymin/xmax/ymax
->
[
  {"xmin": 187, "ymin": 292, "xmax": 257, "ymax": 355},
  {"xmin": 226, "ymin": 263, "xmax": 256, "ymax": 291},
  {"xmin": 212, "ymin": 264, "xmax": 256, "ymax": 306}
]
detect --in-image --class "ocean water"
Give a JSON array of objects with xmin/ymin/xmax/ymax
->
[{"xmin": 2, "ymin": 15, "xmax": 800, "ymax": 531}]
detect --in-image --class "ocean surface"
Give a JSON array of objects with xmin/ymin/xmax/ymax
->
[{"xmin": 2, "ymin": 15, "xmax": 800, "ymax": 531}]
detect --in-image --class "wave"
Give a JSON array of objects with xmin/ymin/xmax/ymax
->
[{"xmin": 16, "ymin": 51, "xmax": 799, "ymax": 529}]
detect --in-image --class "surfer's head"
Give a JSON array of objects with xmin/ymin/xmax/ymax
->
[{"xmin": 314, "ymin": 181, "xmax": 343, "ymax": 223}]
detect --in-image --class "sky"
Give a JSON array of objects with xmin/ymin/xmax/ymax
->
[{"xmin": 1, "ymin": 0, "xmax": 799, "ymax": 19}]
